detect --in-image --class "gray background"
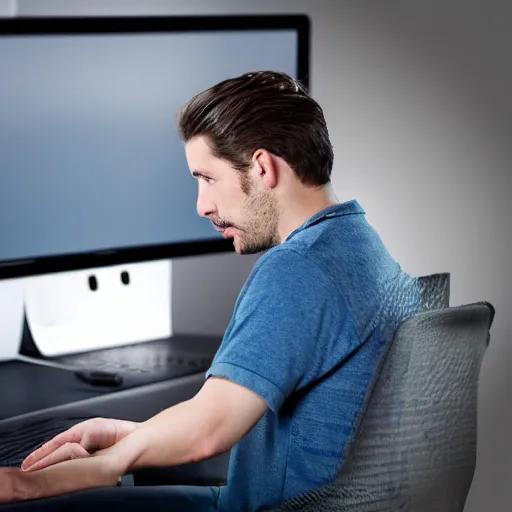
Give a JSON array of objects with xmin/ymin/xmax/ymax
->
[
  {"xmin": 0, "ymin": 30, "xmax": 295, "ymax": 260},
  {"xmin": 2, "ymin": 1, "xmax": 511, "ymax": 510}
]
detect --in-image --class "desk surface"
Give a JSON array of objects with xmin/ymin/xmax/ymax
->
[{"xmin": 0, "ymin": 334, "xmax": 221, "ymax": 423}]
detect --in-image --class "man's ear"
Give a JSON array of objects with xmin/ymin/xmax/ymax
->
[{"xmin": 252, "ymin": 149, "xmax": 278, "ymax": 189}]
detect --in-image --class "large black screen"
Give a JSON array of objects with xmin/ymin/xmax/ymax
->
[{"xmin": 0, "ymin": 16, "xmax": 309, "ymax": 279}]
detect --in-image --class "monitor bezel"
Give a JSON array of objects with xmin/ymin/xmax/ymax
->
[{"xmin": 0, "ymin": 14, "xmax": 310, "ymax": 280}]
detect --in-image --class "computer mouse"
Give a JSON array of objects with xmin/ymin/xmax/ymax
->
[{"xmin": 74, "ymin": 370, "xmax": 123, "ymax": 387}]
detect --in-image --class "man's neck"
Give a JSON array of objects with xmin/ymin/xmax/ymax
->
[{"xmin": 278, "ymin": 183, "xmax": 339, "ymax": 243}]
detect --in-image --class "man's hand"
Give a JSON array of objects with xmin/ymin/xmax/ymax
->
[{"xmin": 21, "ymin": 418, "xmax": 139, "ymax": 472}]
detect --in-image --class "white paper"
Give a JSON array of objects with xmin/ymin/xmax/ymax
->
[
  {"xmin": 24, "ymin": 260, "xmax": 172, "ymax": 357},
  {"xmin": 0, "ymin": 277, "xmax": 25, "ymax": 361}
]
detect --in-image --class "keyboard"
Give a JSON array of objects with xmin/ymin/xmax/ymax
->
[
  {"xmin": 17, "ymin": 334, "xmax": 220, "ymax": 388},
  {"xmin": 0, "ymin": 417, "xmax": 93, "ymax": 468},
  {"xmin": 56, "ymin": 340, "xmax": 212, "ymax": 375},
  {"xmin": 43, "ymin": 336, "xmax": 217, "ymax": 387}
]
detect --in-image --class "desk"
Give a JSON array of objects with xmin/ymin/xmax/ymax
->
[
  {"xmin": 0, "ymin": 334, "xmax": 221, "ymax": 426},
  {"xmin": 0, "ymin": 334, "xmax": 229, "ymax": 485}
]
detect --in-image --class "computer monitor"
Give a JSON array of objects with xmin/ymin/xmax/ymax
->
[{"xmin": 0, "ymin": 15, "xmax": 310, "ymax": 281}]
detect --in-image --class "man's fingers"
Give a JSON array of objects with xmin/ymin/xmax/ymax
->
[
  {"xmin": 21, "ymin": 433, "xmax": 71, "ymax": 470},
  {"xmin": 21, "ymin": 442, "xmax": 91, "ymax": 472},
  {"xmin": 21, "ymin": 425, "xmax": 86, "ymax": 470}
]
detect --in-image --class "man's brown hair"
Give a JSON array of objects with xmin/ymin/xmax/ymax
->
[{"xmin": 178, "ymin": 71, "xmax": 334, "ymax": 186}]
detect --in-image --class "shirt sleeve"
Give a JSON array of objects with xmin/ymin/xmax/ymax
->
[{"xmin": 205, "ymin": 247, "xmax": 346, "ymax": 412}]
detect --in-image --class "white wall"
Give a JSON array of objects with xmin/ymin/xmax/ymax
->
[
  {"xmin": 5, "ymin": 1, "xmax": 512, "ymax": 510},
  {"xmin": 0, "ymin": 0, "xmax": 14, "ymax": 16}
]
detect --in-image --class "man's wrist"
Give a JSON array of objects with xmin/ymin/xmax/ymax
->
[
  {"xmin": 11, "ymin": 470, "xmax": 45, "ymax": 502},
  {"xmin": 103, "ymin": 426, "xmax": 151, "ymax": 475}
]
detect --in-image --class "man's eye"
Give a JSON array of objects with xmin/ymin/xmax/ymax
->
[{"xmin": 203, "ymin": 176, "xmax": 213, "ymax": 183}]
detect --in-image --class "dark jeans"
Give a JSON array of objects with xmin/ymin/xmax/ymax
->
[{"xmin": 0, "ymin": 485, "xmax": 220, "ymax": 511}]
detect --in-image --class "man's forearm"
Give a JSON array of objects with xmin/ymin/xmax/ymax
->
[
  {"xmin": 6, "ymin": 457, "xmax": 120, "ymax": 503},
  {"xmin": 104, "ymin": 396, "xmax": 221, "ymax": 474},
  {"xmin": 99, "ymin": 377, "xmax": 267, "ymax": 476}
]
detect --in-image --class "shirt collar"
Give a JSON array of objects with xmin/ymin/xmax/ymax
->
[{"xmin": 286, "ymin": 199, "xmax": 365, "ymax": 241}]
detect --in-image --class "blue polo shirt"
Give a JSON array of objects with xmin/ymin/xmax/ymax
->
[{"xmin": 206, "ymin": 200, "xmax": 423, "ymax": 511}]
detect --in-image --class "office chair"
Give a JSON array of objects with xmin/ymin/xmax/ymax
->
[{"xmin": 266, "ymin": 301, "xmax": 495, "ymax": 512}]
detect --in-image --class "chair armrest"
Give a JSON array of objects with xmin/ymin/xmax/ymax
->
[{"xmin": 132, "ymin": 451, "xmax": 229, "ymax": 487}]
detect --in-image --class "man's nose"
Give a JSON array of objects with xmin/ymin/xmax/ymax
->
[{"xmin": 196, "ymin": 188, "xmax": 216, "ymax": 218}]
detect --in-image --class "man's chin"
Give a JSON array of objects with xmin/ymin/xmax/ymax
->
[
  {"xmin": 235, "ymin": 238, "xmax": 274, "ymax": 255},
  {"xmin": 232, "ymin": 237, "xmax": 244, "ymax": 255}
]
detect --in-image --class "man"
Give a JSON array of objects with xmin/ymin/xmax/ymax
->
[{"xmin": 0, "ymin": 71, "xmax": 422, "ymax": 511}]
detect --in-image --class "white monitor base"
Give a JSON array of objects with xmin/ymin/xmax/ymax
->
[{"xmin": 0, "ymin": 260, "xmax": 172, "ymax": 361}]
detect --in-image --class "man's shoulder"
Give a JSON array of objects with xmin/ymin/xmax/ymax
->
[
  {"xmin": 247, "ymin": 216, "xmax": 368, "ymax": 289},
  {"xmin": 239, "ymin": 246, "xmax": 336, "ymax": 305},
  {"xmin": 251, "ymin": 245, "xmax": 329, "ymax": 281}
]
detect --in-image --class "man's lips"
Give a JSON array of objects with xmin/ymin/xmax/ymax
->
[
  {"xmin": 212, "ymin": 223, "xmax": 236, "ymax": 238},
  {"xmin": 222, "ymin": 227, "xmax": 236, "ymax": 239},
  {"xmin": 212, "ymin": 222, "xmax": 234, "ymax": 231}
]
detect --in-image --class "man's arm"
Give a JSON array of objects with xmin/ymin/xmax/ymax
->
[
  {"xmin": 0, "ymin": 457, "xmax": 121, "ymax": 503},
  {"xmin": 107, "ymin": 376, "xmax": 268, "ymax": 474},
  {"xmin": 0, "ymin": 376, "xmax": 267, "ymax": 503}
]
